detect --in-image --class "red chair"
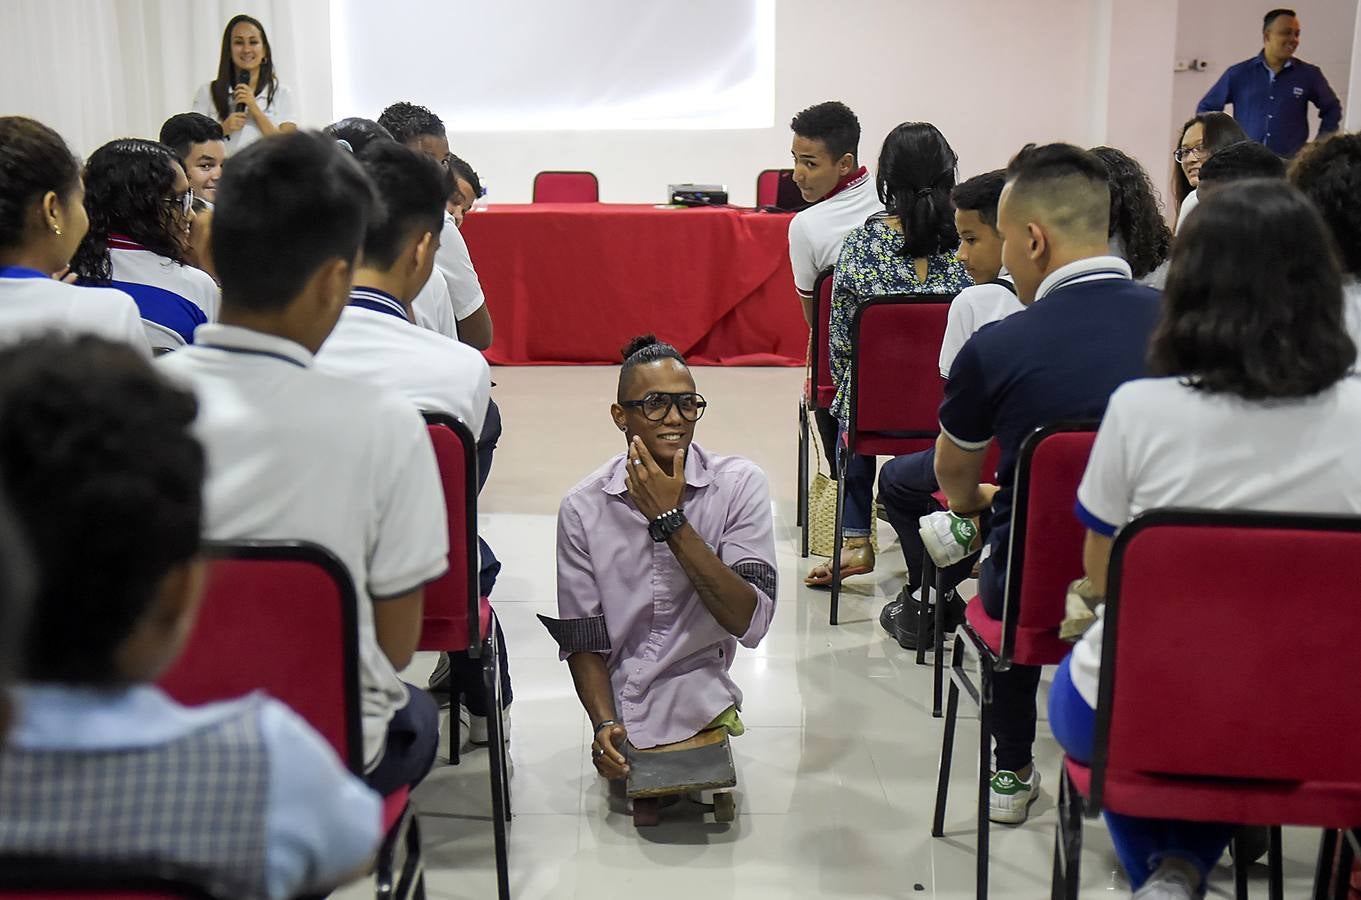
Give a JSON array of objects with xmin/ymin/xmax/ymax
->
[
  {"xmin": 796, "ymin": 268, "xmax": 835, "ymax": 558},
  {"xmin": 755, "ymin": 168, "xmax": 784, "ymax": 207},
  {"xmin": 532, "ymin": 170, "xmax": 599, "ymax": 203},
  {"xmin": 1053, "ymin": 509, "xmax": 1361, "ymax": 900},
  {"xmin": 157, "ymin": 541, "xmax": 423, "ymax": 900},
  {"xmin": 931, "ymin": 422, "xmax": 1097, "ymax": 900},
  {"xmin": 828, "ymin": 294, "xmax": 955, "ymax": 624},
  {"xmin": 419, "ymin": 413, "xmax": 511, "ymax": 900}
]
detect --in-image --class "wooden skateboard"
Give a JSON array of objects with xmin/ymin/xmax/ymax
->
[{"xmin": 624, "ymin": 727, "xmax": 737, "ymax": 827}]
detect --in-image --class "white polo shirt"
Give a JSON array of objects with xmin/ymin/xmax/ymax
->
[
  {"xmin": 110, "ymin": 245, "xmax": 220, "ymax": 322},
  {"xmin": 0, "ymin": 267, "xmax": 151, "ymax": 357},
  {"xmin": 1344, "ymin": 280, "xmax": 1361, "ymax": 363},
  {"xmin": 938, "ymin": 270, "xmax": 1023, "ymax": 377},
  {"xmin": 410, "ymin": 269, "xmax": 458, "ymax": 340},
  {"xmin": 1175, "ymin": 188, "xmax": 1200, "ymax": 233},
  {"xmin": 316, "ymin": 287, "xmax": 492, "ymax": 436},
  {"xmin": 192, "ymin": 82, "xmax": 298, "ymax": 157},
  {"xmin": 435, "ymin": 214, "xmax": 486, "ymax": 324},
  {"xmin": 1069, "ymin": 375, "xmax": 1361, "ymax": 707},
  {"xmin": 787, "ymin": 167, "xmax": 883, "ymax": 299},
  {"xmin": 157, "ymin": 324, "xmax": 450, "ymax": 767}
]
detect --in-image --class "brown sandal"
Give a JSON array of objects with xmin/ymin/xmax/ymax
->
[{"xmin": 804, "ymin": 538, "xmax": 875, "ymax": 587}]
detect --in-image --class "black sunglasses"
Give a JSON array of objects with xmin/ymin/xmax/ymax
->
[{"xmin": 619, "ymin": 391, "xmax": 707, "ymax": 422}]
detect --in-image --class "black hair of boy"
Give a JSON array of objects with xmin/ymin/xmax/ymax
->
[
  {"xmin": 1290, "ymin": 133, "xmax": 1361, "ymax": 278},
  {"xmin": 211, "ymin": 130, "xmax": 381, "ymax": 312},
  {"xmin": 355, "ymin": 141, "xmax": 453, "ymax": 268},
  {"xmin": 1197, "ymin": 140, "xmax": 1287, "ymax": 186},
  {"xmin": 377, "ymin": 102, "xmax": 446, "ymax": 145},
  {"xmin": 1005, "ymin": 143, "xmax": 1112, "ymax": 239},
  {"xmin": 324, "ymin": 117, "xmax": 394, "ymax": 155},
  {"xmin": 789, "ymin": 101, "xmax": 860, "ymax": 164},
  {"xmin": 950, "ymin": 170, "xmax": 1007, "ymax": 229},
  {"xmin": 445, "ymin": 153, "xmax": 483, "ymax": 199},
  {"xmin": 0, "ymin": 335, "xmax": 202, "ymax": 684},
  {"xmin": 158, "ymin": 112, "xmax": 225, "ymax": 163}
]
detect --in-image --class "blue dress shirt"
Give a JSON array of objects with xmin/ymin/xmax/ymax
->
[{"xmin": 1197, "ymin": 51, "xmax": 1341, "ymax": 157}]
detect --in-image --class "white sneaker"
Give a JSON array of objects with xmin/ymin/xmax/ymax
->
[
  {"xmin": 918, "ymin": 510, "xmax": 982, "ymax": 568},
  {"xmin": 988, "ymin": 768, "xmax": 1040, "ymax": 824},
  {"xmin": 1132, "ymin": 859, "xmax": 1198, "ymax": 899},
  {"xmin": 464, "ymin": 705, "xmax": 511, "ymax": 746}
]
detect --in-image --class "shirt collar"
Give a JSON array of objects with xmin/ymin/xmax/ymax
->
[
  {"xmin": 348, "ymin": 286, "xmax": 411, "ymax": 322},
  {"xmin": 0, "ymin": 266, "xmax": 51, "ymax": 280},
  {"xmin": 603, "ymin": 441, "xmax": 715, "ymax": 496},
  {"xmin": 1256, "ymin": 50, "xmax": 1294, "ymax": 72},
  {"xmin": 193, "ymin": 323, "xmax": 314, "ymax": 368},
  {"xmin": 1034, "ymin": 255, "xmax": 1132, "ymax": 302},
  {"xmin": 820, "ymin": 166, "xmax": 870, "ymax": 203},
  {"xmin": 7, "ymin": 683, "xmax": 245, "ymax": 750}
]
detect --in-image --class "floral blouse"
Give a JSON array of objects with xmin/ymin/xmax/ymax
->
[{"xmin": 828, "ymin": 218, "xmax": 972, "ymax": 423}]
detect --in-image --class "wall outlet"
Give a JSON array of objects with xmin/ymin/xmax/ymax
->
[{"xmin": 1175, "ymin": 58, "xmax": 1211, "ymax": 72}]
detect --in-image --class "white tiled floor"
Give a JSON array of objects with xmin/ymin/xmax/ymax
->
[{"xmin": 337, "ymin": 365, "xmax": 1325, "ymax": 899}]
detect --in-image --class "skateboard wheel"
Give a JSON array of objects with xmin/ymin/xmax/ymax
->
[
  {"xmin": 632, "ymin": 797, "xmax": 661, "ymax": 827},
  {"xmin": 712, "ymin": 791, "xmax": 736, "ymax": 823}
]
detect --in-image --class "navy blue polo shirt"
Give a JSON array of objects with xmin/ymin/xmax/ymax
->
[
  {"xmin": 938, "ymin": 258, "xmax": 1161, "ymax": 605},
  {"xmin": 1196, "ymin": 52, "xmax": 1341, "ymax": 157}
]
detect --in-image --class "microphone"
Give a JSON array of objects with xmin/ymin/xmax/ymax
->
[{"xmin": 234, "ymin": 71, "xmax": 250, "ymax": 114}]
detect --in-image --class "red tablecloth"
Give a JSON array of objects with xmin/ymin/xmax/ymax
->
[{"xmin": 459, "ymin": 203, "xmax": 807, "ymax": 366}]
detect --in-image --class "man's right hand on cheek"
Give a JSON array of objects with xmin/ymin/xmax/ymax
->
[{"xmin": 592, "ymin": 723, "xmax": 630, "ymax": 780}]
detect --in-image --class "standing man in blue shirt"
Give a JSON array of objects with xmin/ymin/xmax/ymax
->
[{"xmin": 1196, "ymin": 8, "xmax": 1341, "ymax": 157}]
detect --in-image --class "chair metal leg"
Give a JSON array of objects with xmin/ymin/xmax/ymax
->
[
  {"xmin": 915, "ymin": 556, "xmax": 933, "ymax": 666},
  {"xmin": 932, "ymin": 637, "xmax": 965, "ymax": 837},
  {"xmin": 796, "ymin": 401, "xmax": 808, "ymax": 531},
  {"xmin": 1233, "ymin": 832, "xmax": 1250, "ymax": 900},
  {"xmin": 1050, "ymin": 766, "xmax": 1082, "ymax": 900},
  {"xmin": 1268, "ymin": 825, "xmax": 1284, "ymax": 900},
  {"xmin": 976, "ymin": 664, "xmax": 992, "ymax": 900},
  {"xmin": 1337, "ymin": 830, "xmax": 1359, "ymax": 900},
  {"xmin": 448, "ymin": 678, "xmax": 461, "ymax": 766},
  {"xmin": 482, "ymin": 625, "xmax": 511, "ymax": 900},
  {"xmin": 931, "ymin": 566, "xmax": 947, "ymax": 717},
  {"xmin": 829, "ymin": 450, "xmax": 847, "ymax": 626},
  {"xmin": 1312, "ymin": 830, "xmax": 1339, "ymax": 900}
]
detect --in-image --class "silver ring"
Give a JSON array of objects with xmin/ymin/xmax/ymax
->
[{"xmin": 632, "ymin": 459, "xmax": 644, "ymax": 466}]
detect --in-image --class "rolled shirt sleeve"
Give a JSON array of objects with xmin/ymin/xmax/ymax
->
[
  {"xmin": 788, "ymin": 214, "xmax": 818, "ymax": 299},
  {"xmin": 938, "ymin": 337, "xmax": 995, "ymax": 451},
  {"xmin": 715, "ymin": 465, "xmax": 777, "ymax": 648},
  {"xmin": 554, "ymin": 496, "xmax": 607, "ymax": 661}
]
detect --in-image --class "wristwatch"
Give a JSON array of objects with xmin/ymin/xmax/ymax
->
[{"xmin": 648, "ymin": 507, "xmax": 687, "ymax": 542}]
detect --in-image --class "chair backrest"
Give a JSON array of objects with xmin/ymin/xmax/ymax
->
[
  {"xmin": 157, "ymin": 541, "xmax": 364, "ymax": 774},
  {"xmin": 755, "ymin": 168, "xmax": 783, "ymax": 207},
  {"xmin": 809, "ymin": 268, "xmax": 836, "ymax": 408},
  {"xmin": 1092, "ymin": 509, "xmax": 1361, "ymax": 799},
  {"xmin": 846, "ymin": 294, "xmax": 954, "ymax": 454},
  {"xmin": 999, "ymin": 422, "xmax": 1098, "ymax": 665},
  {"xmin": 532, "ymin": 170, "xmax": 599, "ymax": 203},
  {"xmin": 420, "ymin": 413, "xmax": 481, "ymax": 655}
]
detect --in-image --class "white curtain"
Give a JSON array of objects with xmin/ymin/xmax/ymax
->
[{"xmin": 1, "ymin": 0, "xmax": 332, "ymax": 159}]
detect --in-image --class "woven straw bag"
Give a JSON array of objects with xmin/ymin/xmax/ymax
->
[{"xmin": 806, "ymin": 416, "xmax": 878, "ymax": 558}]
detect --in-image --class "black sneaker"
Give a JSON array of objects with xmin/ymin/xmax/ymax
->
[
  {"xmin": 427, "ymin": 652, "xmax": 453, "ymax": 708},
  {"xmin": 891, "ymin": 585, "xmax": 964, "ymax": 651}
]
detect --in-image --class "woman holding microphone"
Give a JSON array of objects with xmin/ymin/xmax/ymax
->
[{"xmin": 193, "ymin": 15, "xmax": 297, "ymax": 156}]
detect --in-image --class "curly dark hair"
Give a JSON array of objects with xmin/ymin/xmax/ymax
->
[
  {"xmin": 1152, "ymin": 179, "xmax": 1353, "ymax": 399},
  {"xmin": 618, "ymin": 334, "xmax": 687, "ymax": 401},
  {"xmin": 209, "ymin": 15, "xmax": 279, "ymax": 121},
  {"xmin": 377, "ymin": 102, "xmax": 446, "ymax": 145},
  {"xmin": 0, "ymin": 117, "xmax": 82, "ymax": 254},
  {"xmin": 790, "ymin": 101, "xmax": 861, "ymax": 164},
  {"xmin": 0, "ymin": 335, "xmax": 203, "ymax": 684},
  {"xmin": 1289, "ymin": 132, "xmax": 1361, "ymax": 278},
  {"xmin": 324, "ymin": 117, "xmax": 394, "ymax": 155},
  {"xmin": 71, "ymin": 139, "xmax": 187, "ymax": 285},
  {"xmin": 1091, "ymin": 146, "xmax": 1171, "ymax": 280},
  {"xmin": 445, "ymin": 153, "xmax": 483, "ymax": 200},
  {"xmin": 875, "ymin": 122, "xmax": 959, "ymax": 259}
]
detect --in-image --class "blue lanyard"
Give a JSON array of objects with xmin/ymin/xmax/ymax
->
[
  {"xmin": 348, "ymin": 288, "xmax": 409, "ymax": 322},
  {"xmin": 0, "ymin": 266, "xmax": 50, "ymax": 280}
]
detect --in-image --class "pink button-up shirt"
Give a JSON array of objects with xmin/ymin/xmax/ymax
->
[{"xmin": 554, "ymin": 443, "xmax": 777, "ymax": 749}]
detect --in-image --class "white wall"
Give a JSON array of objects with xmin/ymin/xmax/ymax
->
[
  {"xmin": 1350, "ymin": 0, "xmax": 1361, "ymax": 129},
  {"xmin": 1171, "ymin": 0, "xmax": 1357, "ymax": 154}
]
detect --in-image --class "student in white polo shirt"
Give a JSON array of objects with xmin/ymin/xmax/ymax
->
[
  {"xmin": 1290, "ymin": 132, "xmax": 1361, "ymax": 351},
  {"xmin": 157, "ymin": 131, "xmax": 449, "ymax": 796},
  {"xmin": 70, "ymin": 140, "xmax": 219, "ymax": 352},
  {"xmin": 0, "ymin": 117, "xmax": 150, "ymax": 357},
  {"xmin": 786, "ymin": 101, "xmax": 884, "ymax": 470},
  {"xmin": 378, "ymin": 102, "xmax": 494, "ymax": 351}
]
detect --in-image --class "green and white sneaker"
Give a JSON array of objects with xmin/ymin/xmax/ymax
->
[
  {"xmin": 989, "ymin": 768, "xmax": 1040, "ymax": 824},
  {"xmin": 918, "ymin": 509, "xmax": 982, "ymax": 568}
]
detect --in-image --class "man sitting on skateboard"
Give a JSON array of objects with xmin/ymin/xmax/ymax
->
[{"xmin": 544, "ymin": 334, "xmax": 777, "ymax": 785}]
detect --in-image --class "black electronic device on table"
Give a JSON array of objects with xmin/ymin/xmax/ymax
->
[{"xmin": 669, "ymin": 184, "xmax": 729, "ymax": 207}]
